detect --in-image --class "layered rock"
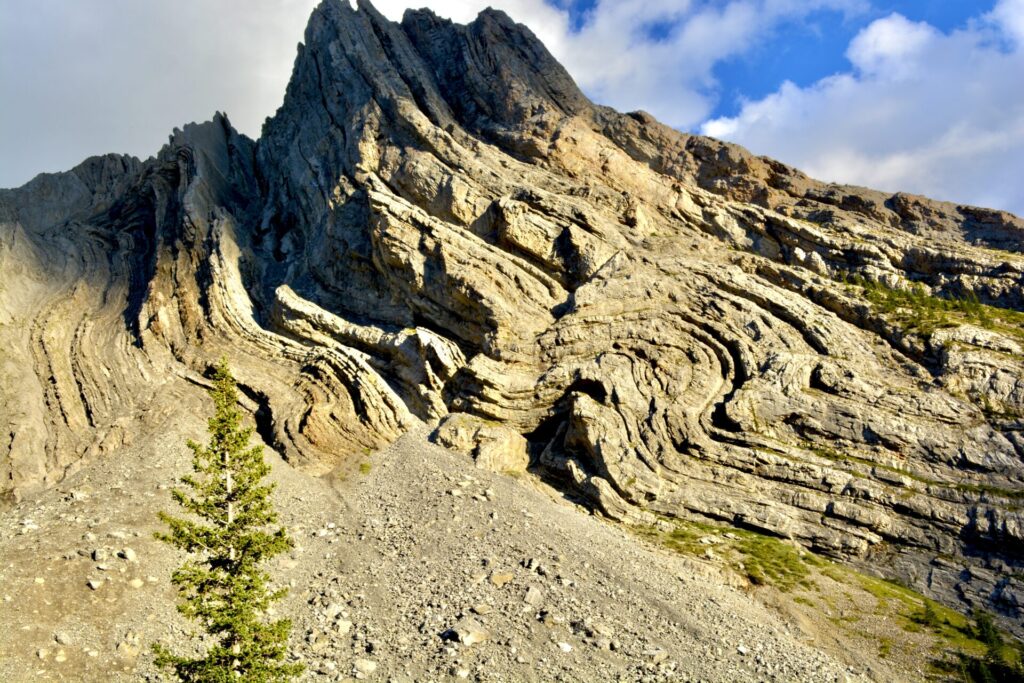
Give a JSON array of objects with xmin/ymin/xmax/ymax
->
[{"xmin": 1, "ymin": 0, "xmax": 1022, "ymax": 630}]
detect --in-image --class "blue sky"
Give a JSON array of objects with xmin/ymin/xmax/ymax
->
[
  {"xmin": 1, "ymin": 0, "xmax": 1022, "ymax": 215},
  {"xmin": 708, "ymin": 2, "xmax": 986, "ymax": 119}
]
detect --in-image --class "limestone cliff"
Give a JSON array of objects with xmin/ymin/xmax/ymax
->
[{"xmin": 1, "ymin": 0, "xmax": 1022, "ymax": 630}]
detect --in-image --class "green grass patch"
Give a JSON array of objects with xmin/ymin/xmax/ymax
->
[
  {"xmin": 929, "ymin": 611, "xmax": 1024, "ymax": 683},
  {"xmin": 735, "ymin": 530, "xmax": 817, "ymax": 591},
  {"xmin": 639, "ymin": 518, "xmax": 819, "ymax": 592},
  {"xmin": 358, "ymin": 462, "xmax": 372, "ymax": 475},
  {"xmin": 638, "ymin": 517, "xmax": 1024, "ymax": 680},
  {"xmin": 844, "ymin": 275, "xmax": 1024, "ymax": 341}
]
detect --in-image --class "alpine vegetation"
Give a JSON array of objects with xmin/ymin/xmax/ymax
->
[{"xmin": 153, "ymin": 359, "xmax": 303, "ymax": 682}]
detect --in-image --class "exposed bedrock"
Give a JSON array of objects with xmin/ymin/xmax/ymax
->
[{"xmin": 1, "ymin": 0, "xmax": 1022, "ymax": 630}]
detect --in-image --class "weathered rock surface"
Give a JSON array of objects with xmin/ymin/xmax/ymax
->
[
  {"xmin": 1, "ymin": 0, "xmax": 1022, "ymax": 632},
  {"xmin": 433, "ymin": 413, "xmax": 530, "ymax": 473}
]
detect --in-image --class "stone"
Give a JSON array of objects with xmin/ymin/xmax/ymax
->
[
  {"xmin": 523, "ymin": 586, "xmax": 543, "ymax": 607},
  {"xmin": 118, "ymin": 548, "xmax": 137, "ymax": 562},
  {"xmin": 353, "ymin": 658, "xmax": 378, "ymax": 676},
  {"xmin": 116, "ymin": 641, "xmax": 140, "ymax": 657},
  {"xmin": 489, "ymin": 573, "xmax": 514, "ymax": 588},
  {"xmin": 92, "ymin": 549, "xmax": 108, "ymax": 562},
  {"xmin": 451, "ymin": 617, "xmax": 490, "ymax": 646},
  {"xmin": 432, "ymin": 414, "xmax": 529, "ymax": 474},
  {"xmin": 87, "ymin": 579, "xmax": 102, "ymax": 590},
  {"xmin": 128, "ymin": 578, "xmax": 144, "ymax": 589}
]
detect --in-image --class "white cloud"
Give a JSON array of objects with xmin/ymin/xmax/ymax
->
[
  {"xmin": 845, "ymin": 13, "xmax": 938, "ymax": 78},
  {"xmin": 0, "ymin": 0, "xmax": 321, "ymax": 187},
  {"xmin": 702, "ymin": 1, "xmax": 1024, "ymax": 215},
  {"xmin": 989, "ymin": 0, "xmax": 1024, "ymax": 45},
  {"xmin": 551, "ymin": 0, "xmax": 867, "ymax": 129}
]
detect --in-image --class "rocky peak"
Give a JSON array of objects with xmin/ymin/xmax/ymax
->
[{"xmin": 1, "ymin": 0, "xmax": 1023, "ymax": 636}]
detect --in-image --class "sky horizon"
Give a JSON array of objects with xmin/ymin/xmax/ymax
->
[{"xmin": 1, "ymin": 0, "xmax": 1022, "ymax": 216}]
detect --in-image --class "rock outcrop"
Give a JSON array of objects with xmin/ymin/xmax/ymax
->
[{"xmin": 1, "ymin": 0, "xmax": 1022, "ymax": 630}]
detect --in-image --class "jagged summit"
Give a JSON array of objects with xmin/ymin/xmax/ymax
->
[{"xmin": 1, "ymin": 0, "xmax": 1022, "ymax": 643}]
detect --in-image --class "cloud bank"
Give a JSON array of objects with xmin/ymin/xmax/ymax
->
[
  {"xmin": 0, "ymin": 0, "xmax": 321, "ymax": 188},
  {"xmin": 703, "ymin": 0, "xmax": 1024, "ymax": 214}
]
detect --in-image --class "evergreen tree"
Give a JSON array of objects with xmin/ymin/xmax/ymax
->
[{"xmin": 154, "ymin": 358, "xmax": 303, "ymax": 682}]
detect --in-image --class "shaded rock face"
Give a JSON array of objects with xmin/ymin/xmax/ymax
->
[{"xmin": 1, "ymin": 0, "xmax": 1022, "ymax": 628}]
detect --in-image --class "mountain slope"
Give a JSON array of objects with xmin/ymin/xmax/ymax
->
[{"xmin": 1, "ymin": 0, "xmax": 1022, "ymax": 636}]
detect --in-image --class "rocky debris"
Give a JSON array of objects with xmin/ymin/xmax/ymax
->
[
  {"xmin": 0, "ymin": 0, "xmax": 1021, "ymax": 640},
  {"xmin": 1, "ymin": 421, "xmax": 911, "ymax": 682}
]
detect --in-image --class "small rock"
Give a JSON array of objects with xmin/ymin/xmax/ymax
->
[
  {"xmin": 54, "ymin": 649, "xmax": 66, "ymax": 663},
  {"xmin": 335, "ymin": 619, "xmax": 353, "ymax": 636},
  {"xmin": 558, "ymin": 642, "xmax": 573, "ymax": 653},
  {"xmin": 33, "ymin": 577, "xmax": 45, "ymax": 585},
  {"xmin": 737, "ymin": 645, "xmax": 749, "ymax": 656},
  {"xmin": 471, "ymin": 604, "xmax": 493, "ymax": 615},
  {"xmin": 128, "ymin": 578, "xmax": 145, "ymax": 589},
  {"xmin": 54, "ymin": 632, "xmax": 72, "ymax": 645},
  {"xmin": 489, "ymin": 572, "xmax": 514, "ymax": 588},
  {"xmin": 523, "ymin": 585, "xmax": 543, "ymax": 607},
  {"xmin": 37, "ymin": 648, "xmax": 49, "ymax": 659},
  {"xmin": 451, "ymin": 617, "xmax": 490, "ymax": 646},
  {"xmin": 119, "ymin": 548, "xmax": 137, "ymax": 562},
  {"xmin": 87, "ymin": 579, "xmax": 103, "ymax": 590},
  {"xmin": 92, "ymin": 548, "xmax": 109, "ymax": 562},
  {"xmin": 353, "ymin": 658, "xmax": 377, "ymax": 677}
]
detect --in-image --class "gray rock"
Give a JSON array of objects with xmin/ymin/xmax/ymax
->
[
  {"xmin": 353, "ymin": 658, "xmax": 378, "ymax": 676},
  {"xmin": 450, "ymin": 617, "xmax": 490, "ymax": 646}
]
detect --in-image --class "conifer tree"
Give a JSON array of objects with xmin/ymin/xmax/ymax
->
[{"xmin": 154, "ymin": 358, "xmax": 303, "ymax": 682}]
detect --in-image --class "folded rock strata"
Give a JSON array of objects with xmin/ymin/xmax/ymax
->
[{"xmin": 1, "ymin": 0, "xmax": 1022, "ymax": 630}]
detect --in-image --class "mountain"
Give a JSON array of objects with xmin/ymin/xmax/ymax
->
[{"xmin": 1, "ymin": 0, "xmax": 1022, "ymax": 656}]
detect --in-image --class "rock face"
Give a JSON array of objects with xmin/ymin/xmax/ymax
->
[{"xmin": 1, "ymin": 0, "xmax": 1022, "ymax": 629}]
